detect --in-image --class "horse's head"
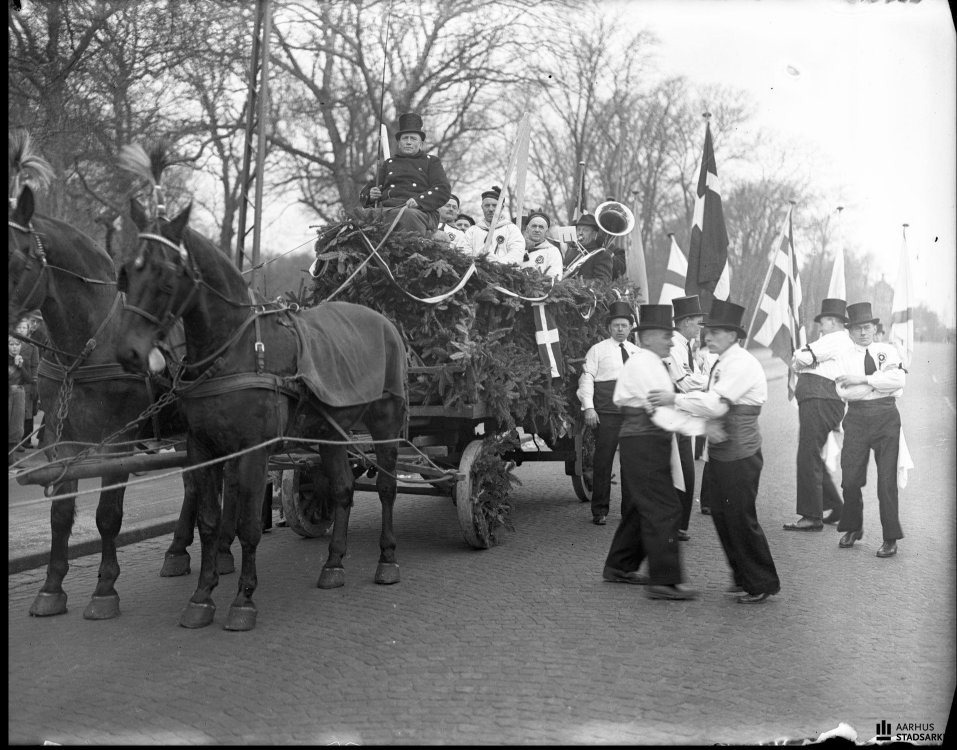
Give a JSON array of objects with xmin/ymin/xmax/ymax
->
[
  {"xmin": 8, "ymin": 186, "xmax": 48, "ymax": 332},
  {"xmin": 116, "ymin": 199, "xmax": 199, "ymax": 375}
]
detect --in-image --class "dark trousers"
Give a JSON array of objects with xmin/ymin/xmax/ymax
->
[
  {"xmin": 591, "ymin": 412, "xmax": 624, "ymax": 519},
  {"xmin": 676, "ymin": 434, "xmax": 694, "ymax": 529},
  {"xmin": 699, "ymin": 459, "xmax": 714, "ymax": 511},
  {"xmin": 381, "ymin": 206, "xmax": 438, "ymax": 235},
  {"xmin": 605, "ymin": 434, "xmax": 684, "ymax": 585},
  {"xmin": 838, "ymin": 402, "xmax": 904, "ymax": 541},
  {"xmin": 710, "ymin": 451, "xmax": 780, "ymax": 596},
  {"xmin": 795, "ymin": 398, "xmax": 845, "ymax": 519}
]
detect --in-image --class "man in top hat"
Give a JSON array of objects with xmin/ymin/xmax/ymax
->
[
  {"xmin": 784, "ymin": 298, "xmax": 855, "ymax": 531},
  {"xmin": 833, "ymin": 301, "xmax": 906, "ymax": 558},
  {"xmin": 463, "ymin": 186, "xmax": 526, "ymax": 265},
  {"xmin": 522, "ymin": 210, "xmax": 564, "ymax": 280},
  {"xmin": 433, "ymin": 194, "xmax": 469, "ymax": 252},
  {"xmin": 577, "ymin": 300, "xmax": 640, "ymax": 525},
  {"xmin": 649, "ymin": 299, "xmax": 781, "ymax": 603},
  {"xmin": 563, "ymin": 213, "xmax": 613, "ymax": 282},
  {"xmin": 662, "ymin": 295, "xmax": 709, "ymax": 541},
  {"xmin": 360, "ymin": 112, "xmax": 452, "ymax": 236},
  {"xmin": 602, "ymin": 303, "xmax": 702, "ymax": 600}
]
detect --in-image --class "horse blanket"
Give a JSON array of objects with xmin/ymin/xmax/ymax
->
[{"xmin": 290, "ymin": 301, "xmax": 406, "ymax": 408}]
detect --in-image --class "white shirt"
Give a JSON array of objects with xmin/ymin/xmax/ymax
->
[
  {"xmin": 613, "ymin": 348, "xmax": 705, "ymax": 436},
  {"xmin": 835, "ymin": 341, "xmax": 905, "ymax": 401},
  {"xmin": 523, "ymin": 241, "xmax": 564, "ymax": 280},
  {"xmin": 436, "ymin": 222, "xmax": 469, "ymax": 252},
  {"xmin": 576, "ymin": 337, "xmax": 640, "ymax": 410},
  {"xmin": 464, "ymin": 219, "xmax": 526, "ymax": 265},
  {"xmin": 665, "ymin": 329, "xmax": 709, "ymax": 393},
  {"xmin": 792, "ymin": 328, "xmax": 854, "ymax": 382},
  {"xmin": 676, "ymin": 343, "xmax": 767, "ymax": 419}
]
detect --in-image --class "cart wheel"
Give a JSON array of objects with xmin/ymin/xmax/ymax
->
[
  {"xmin": 453, "ymin": 439, "xmax": 492, "ymax": 550},
  {"xmin": 572, "ymin": 426, "xmax": 595, "ymax": 503},
  {"xmin": 280, "ymin": 468, "xmax": 333, "ymax": 538}
]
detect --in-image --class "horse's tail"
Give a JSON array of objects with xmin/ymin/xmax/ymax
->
[
  {"xmin": 118, "ymin": 141, "xmax": 172, "ymax": 219},
  {"xmin": 8, "ymin": 129, "xmax": 55, "ymax": 206}
]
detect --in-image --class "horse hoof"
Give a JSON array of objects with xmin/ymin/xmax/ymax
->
[
  {"xmin": 374, "ymin": 563, "xmax": 401, "ymax": 585},
  {"xmin": 82, "ymin": 594, "xmax": 120, "ymax": 620},
  {"xmin": 160, "ymin": 554, "xmax": 191, "ymax": 577},
  {"xmin": 216, "ymin": 551, "xmax": 235, "ymax": 575},
  {"xmin": 223, "ymin": 605, "xmax": 257, "ymax": 631},
  {"xmin": 179, "ymin": 601, "xmax": 216, "ymax": 629},
  {"xmin": 317, "ymin": 566, "xmax": 345, "ymax": 589},
  {"xmin": 29, "ymin": 591, "xmax": 68, "ymax": 617}
]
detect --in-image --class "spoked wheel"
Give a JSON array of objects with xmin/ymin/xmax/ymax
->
[
  {"xmin": 280, "ymin": 468, "xmax": 334, "ymax": 538},
  {"xmin": 453, "ymin": 439, "xmax": 492, "ymax": 550},
  {"xmin": 571, "ymin": 425, "xmax": 595, "ymax": 503}
]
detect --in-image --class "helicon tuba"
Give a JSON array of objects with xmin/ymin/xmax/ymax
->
[{"xmin": 594, "ymin": 200, "xmax": 635, "ymax": 237}]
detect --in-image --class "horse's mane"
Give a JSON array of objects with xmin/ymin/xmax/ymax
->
[
  {"xmin": 119, "ymin": 141, "xmax": 173, "ymax": 220},
  {"xmin": 9, "ymin": 129, "xmax": 55, "ymax": 204}
]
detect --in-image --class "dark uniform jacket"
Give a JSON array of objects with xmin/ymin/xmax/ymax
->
[
  {"xmin": 360, "ymin": 152, "xmax": 452, "ymax": 218},
  {"xmin": 564, "ymin": 239, "xmax": 614, "ymax": 282}
]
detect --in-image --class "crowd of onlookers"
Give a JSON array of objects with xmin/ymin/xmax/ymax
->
[{"xmin": 8, "ymin": 310, "xmax": 45, "ymax": 463}]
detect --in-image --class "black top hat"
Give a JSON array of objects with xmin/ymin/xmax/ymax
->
[
  {"xmin": 395, "ymin": 112, "xmax": 426, "ymax": 140},
  {"xmin": 672, "ymin": 295, "xmax": 703, "ymax": 323},
  {"xmin": 844, "ymin": 302, "xmax": 880, "ymax": 328},
  {"xmin": 574, "ymin": 213, "xmax": 599, "ymax": 229},
  {"xmin": 814, "ymin": 298, "xmax": 848, "ymax": 323},
  {"xmin": 703, "ymin": 299, "xmax": 748, "ymax": 338},
  {"xmin": 481, "ymin": 185, "xmax": 502, "ymax": 201},
  {"xmin": 636, "ymin": 304, "xmax": 675, "ymax": 332},
  {"xmin": 604, "ymin": 300, "xmax": 636, "ymax": 326},
  {"xmin": 526, "ymin": 210, "xmax": 550, "ymax": 228}
]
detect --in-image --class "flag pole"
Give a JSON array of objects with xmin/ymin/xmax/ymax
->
[{"xmin": 745, "ymin": 200, "xmax": 795, "ymax": 343}]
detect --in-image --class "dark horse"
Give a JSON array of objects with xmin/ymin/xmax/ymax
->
[
  {"xmin": 7, "ymin": 183, "xmax": 190, "ymax": 619},
  {"xmin": 116, "ymin": 197, "xmax": 408, "ymax": 631}
]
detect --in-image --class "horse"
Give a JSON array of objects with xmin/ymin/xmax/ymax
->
[
  {"xmin": 7, "ymin": 183, "xmax": 196, "ymax": 619},
  {"xmin": 115, "ymin": 196, "xmax": 408, "ymax": 632}
]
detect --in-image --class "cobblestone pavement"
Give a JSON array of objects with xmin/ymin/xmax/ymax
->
[{"xmin": 8, "ymin": 343, "xmax": 955, "ymax": 745}]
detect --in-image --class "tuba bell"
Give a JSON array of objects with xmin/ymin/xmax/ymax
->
[{"xmin": 594, "ymin": 200, "xmax": 635, "ymax": 236}]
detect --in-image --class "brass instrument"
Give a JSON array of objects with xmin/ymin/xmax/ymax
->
[{"xmin": 594, "ymin": 200, "xmax": 636, "ymax": 237}]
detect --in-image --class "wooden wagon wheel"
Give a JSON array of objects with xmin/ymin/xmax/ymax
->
[
  {"xmin": 571, "ymin": 424, "xmax": 595, "ymax": 503},
  {"xmin": 453, "ymin": 439, "xmax": 492, "ymax": 550},
  {"xmin": 280, "ymin": 467, "xmax": 334, "ymax": 539}
]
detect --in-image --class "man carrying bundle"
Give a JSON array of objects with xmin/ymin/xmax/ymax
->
[{"xmin": 360, "ymin": 112, "xmax": 451, "ymax": 236}]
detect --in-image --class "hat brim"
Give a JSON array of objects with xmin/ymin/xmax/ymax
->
[
  {"xmin": 844, "ymin": 317, "xmax": 880, "ymax": 328},
  {"xmin": 703, "ymin": 323, "xmax": 747, "ymax": 338},
  {"xmin": 395, "ymin": 129, "xmax": 426, "ymax": 140},
  {"xmin": 814, "ymin": 313, "xmax": 848, "ymax": 323},
  {"xmin": 673, "ymin": 311, "xmax": 704, "ymax": 322},
  {"xmin": 635, "ymin": 323, "xmax": 673, "ymax": 332}
]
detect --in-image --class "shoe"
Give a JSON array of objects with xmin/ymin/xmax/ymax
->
[
  {"xmin": 700, "ymin": 507, "xmax": 712, "ymax": 516},
  {"xmin": 724, "ymin": 584, "xmax": 746, "ymax": 596},
  {"xmin": 593, "ymin": 515, "xmax": 607, "ymax": 526},
  {"xmin": 876, "ymin": 540, "xmax": 898, "ymax": 558},
  {"xmin": 839, "ymin": 529, "xmax": 864, "ymax": 548},
  {"xmin": 783, "ymin": 517, "xmax": 824, "ymax": 531},
  {"xmin": 737, "ymin": 592, "xmax": 773, "ymax": 604},
  {"xmin": 677, "ymin": 530, "xmax": 690, "ymax": 542},
  {"xmin": 646, "ymin": 584, "xmax": 699, "ymax": 601},
  {"xmin": 602, "ymin": 566, "xmax": 649, "ymax": 585},
  {"xmin": 822, "ymin": 510, "xmax": 842, "ymax": 525}
]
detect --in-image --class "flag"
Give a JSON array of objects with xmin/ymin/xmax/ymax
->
[
  {"xmin": 625, "ymin": 194, "xmax": 649, "ymax": 302},
  {"xmin": 658, "ymin": 234, "xmax": 688, "ymax": 305},
  {"xmin": 379, "ymin": 123, "xmax": 391, "ymax": 161},
  {"xmin": 685, "ymin": 119, "xmax": 730, "ymax": 313},
  {"xmin": 750, "ymin": 204, "xmax": 807, "ymax": 401},
  {"xmin": 890, "ymin": 224, "xmax": 914, "ymax": 369},
  {"xmin": 827, "ymin": 208, "xmax": 846, "ymax": 299},
  {"xmin": 532, "ymin": 302, "xmax": 563, "ymax": 378}
]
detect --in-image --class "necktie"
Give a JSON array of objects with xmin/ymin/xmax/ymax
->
[
  {"xmin": 687, "ymin": 341, "xmax": 694, "ymax": 370},
  {"xmin": 864, "ymin": 348, "xmax": 876, "ymax": 375},
  {"xmin": 620, "ymin": 343, "xmax": 629, "ymax": 363},
  {"xmin": 706, "ymin": 360, "xmax": 719, "ymax": 390}
]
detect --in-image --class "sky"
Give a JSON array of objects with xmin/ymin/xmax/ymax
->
[{"xmin": 604, "ymin": 0, "xmax": 956, "ymax": 325}]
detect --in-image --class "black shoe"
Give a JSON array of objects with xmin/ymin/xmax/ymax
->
[
  {"xmin": 677, "ymin": 529, "xmax": 690, "ymax": 542},
  {"xmin": 700, "ymin": 507, "xmax": 712, "ymax": 516},
  {"xmin": 646, "ymin": 584, "xmax": 699, "ymax": 601},
  {"xmin": 876, "ymin": 540, "xmax": 898, "ymax": 558},
  {"xmin": 822, "ymin": 510, "xmax": 842, "ymax": 525},
  {"xmin": 783, "ymin": 517, "xmax": 824, "ymax": 531},
  {"xmin": 602, "ymin": 566, "xmax": 649, "ymax": 585},
  {"xmin": 592, "ymin": 515, "xmax": 607, "ymax": 526},
  {"xmin": 724, "ymin": 584, "xmax": 746, "ymax": 596},
  {"xmin": 839, "ymin": 529, "xmax": 864, "ymax": 548},
  {"xmin": 737, "ymin": 592, "xmax": 773, "ymax": 604}
]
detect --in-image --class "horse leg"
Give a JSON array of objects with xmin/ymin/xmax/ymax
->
[
  {"xmin": 370, "ymin": 399, "xmax": 402, "ymax": 585},
  {"xmin": 316, "ymin": 444, "xmax": 354, "ymax": 589},
  {"xmin": 179, "ymin": 461, "xmax": 223, "ymax": 629},
  {"xmin": 160, "ymin": 473, "xmax": 197, "ymax": 577},
  {"xmin": 29, "ymin": 481, "xmax": 78, "ymax": 617},
  {"xmin": 82, "ymin": 475, "xmax": 128, "ymax": 619},
  {"xmin": 223, "ymin": 453, "xmax": 267, "ymax": 631},
  {"xmin": 216, "ymin": 460, "xmax": 238, "ymax": 575}
]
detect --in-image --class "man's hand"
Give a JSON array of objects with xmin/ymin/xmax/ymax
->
[
  {"xmin": 583, "ymin": 407, "xmax": 599, "ymax": 428},
  {"xmin": 835, "ymin": 374, "xmax": 868, "ymax": 387},
  {"xmin": 647, "ymin": 389, "xmax": 675, "ymax": 408},
  {"xmin": 369, "ymin": 186, "xmax": 382, "ymax": 201}
]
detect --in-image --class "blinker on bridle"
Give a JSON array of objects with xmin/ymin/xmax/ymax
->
[{"xmin": 7, "ymin": 218, "xmax": 49, "ymax": 318}]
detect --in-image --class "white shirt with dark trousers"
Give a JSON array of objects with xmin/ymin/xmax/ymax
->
[{"xmin": 675, "ymin": 343, "xmax": 780, "ymax": 597}]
